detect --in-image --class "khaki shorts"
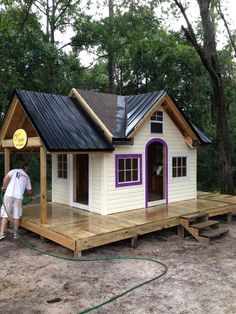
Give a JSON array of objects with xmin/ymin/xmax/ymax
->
[{"xmin": 0, "ymin": 196, "xmax": 22, "ymax": 219}]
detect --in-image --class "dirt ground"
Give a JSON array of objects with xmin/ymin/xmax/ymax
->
[{"xmin": 0, "ymin": 218, "xmax": 236, "ymax": 314}]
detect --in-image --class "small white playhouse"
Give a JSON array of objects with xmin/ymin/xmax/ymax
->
[{"xmin": 1, "ymin": 88, "xmax": 210, "ymax": 216}]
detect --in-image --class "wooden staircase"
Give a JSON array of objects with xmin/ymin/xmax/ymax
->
[{"xmin": 179, "ymin": 213, "xmax": 229, "ymax": 243}]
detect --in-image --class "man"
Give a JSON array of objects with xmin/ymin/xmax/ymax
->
[{"xmin": 0, "ymin": 162, "xmax": 35, "ymax": 240}]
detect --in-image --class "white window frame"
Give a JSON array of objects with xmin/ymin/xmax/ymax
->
[
  {"xmin": 57, "ymin": 154, "xmax": 68, "ymax": 179},
  {"xmin": 170, "ymin": 154, "xmax": 189, "ymax": 182},
  {"xmin": 150, "ymin": 110, "xmax": 163, "ymax": 134}
]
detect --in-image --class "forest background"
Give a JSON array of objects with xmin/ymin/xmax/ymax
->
[{"xmin": 0, "ymin": 0, "xmax": 236, "ymax": 196}]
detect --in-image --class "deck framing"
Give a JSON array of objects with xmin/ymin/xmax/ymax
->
[{"xmin": 20, "ymin": 192, "xmax": 236, "ymax": 255}]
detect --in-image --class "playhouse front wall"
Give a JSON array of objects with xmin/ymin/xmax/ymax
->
[
  {"xmin": 51, "ymin": 107, "xmax": 197, "ymax": 215},
  {"xmin": 103, "ymin": 108, "xmax": 197, "ymax": 214}
]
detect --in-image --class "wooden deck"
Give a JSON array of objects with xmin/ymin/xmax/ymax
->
[{"xmin": 20, "ymin": 192, "xmax": 236, "ymax": 255}]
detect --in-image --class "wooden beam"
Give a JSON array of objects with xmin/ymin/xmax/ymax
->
[
  {"xmin": 0, "ymin": 96, "xmax": 18, "ymax": 141},
  {"xmin": 4, "ymin": 148, "xmax": 10, "ymax": 175},
  {"xmin": 2, "ymin": 137, "xmax": 42, "ymax": 148},
  {"xmin": 69, "ymin": 88, "xmax": 113, "ymax": 141},
  {"xmin": 40, "ymin": 146, "xmax": 47, "ymax": 224}
]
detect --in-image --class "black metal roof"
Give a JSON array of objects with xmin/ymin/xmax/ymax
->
[
  {"xmin": 124, "ymin": 91, "xmax": 165, "ymax": 137},
  {"xmin": 15, "ymin": 89, "xmax": 114, "ymax": 152},
  {"xmin": 77, "ymin": 89, "xmax": 211, "ymax": 144}
]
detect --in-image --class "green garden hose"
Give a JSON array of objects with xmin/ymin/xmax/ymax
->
[{"xmin": 1, "ymin": 191, "xmax": 168, "ymax": 313}]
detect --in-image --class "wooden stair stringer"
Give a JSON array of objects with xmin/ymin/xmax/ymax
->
[{"xmin": 179, "ymin": 212, "xmax": 229, "ymax": 243}]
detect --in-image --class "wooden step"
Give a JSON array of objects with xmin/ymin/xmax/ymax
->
[
  {"xmin": 199, "ymin": 225, "xmax": 229, "ymax": 238},
  {"xmin": 191, "ymin": 220, "xmax": 219, "ymax": 229},
  {"xmin": 181, "ymin": 212, "xmax": 208, "ymax": 220},
  {"xmin": 180, "ymin": 212, "xmax": 208, "ymax": 224}
]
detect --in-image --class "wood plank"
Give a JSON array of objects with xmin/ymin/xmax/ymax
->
[
  {"xmin": 0, "ymin": 96, "xmax": 18, "ymax": 140},
  {"xmin": 40, "ymin": 146, "xmax": 47, "ymax": 224},
  {"xmin": 69, "ymin": 88, "xmax": 113, "ymax": 141},
  {"xmin": 4, "ymin": 147, "xmax": 10, "ymax": 175},
  {"xmin": 2, "ymin": 137, "xmax": 42, "ymax": 148},
  {"xmin": 76, "ymin": 217, "xmax": 179, "ymax": 251},
  {"xmin": 19, "ymin": 193, "xmax": 236, "ymax": 253},
  {"xmin": 21, "ymin": 219, "xmax": 75, "ymax": 250}
]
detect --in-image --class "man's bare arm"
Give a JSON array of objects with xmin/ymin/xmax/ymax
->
[{"xmin": 2, "ymin": 175, "xmax": 10, "ymax": 190}]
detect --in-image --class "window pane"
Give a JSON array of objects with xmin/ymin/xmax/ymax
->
[
  {"xmin": 126, "ymin": 158, "xmax": 131, "ymax": 170},
  {"xmin": 119, "ymin": 158, "xmax": 124, "ymax": 170},
  {"xmin": 173, "ymin": 168, "xmax": 176, "ymax": 177},
  {"xmin": 151, "ymin": 122, "xmax": 163, "ymax": 133},
  {"xmin": 126, "ymin": 170, "xmax": 132, "ymax": 182},
  {"xmin": 150, "ymin": 114, "xmax": 157, "ymax": 121},
  {"xmin": 133, "ymin": 170, "xmax": 138, "ymax": 181},
  {"xmin": 119, "ymin": 171, "xmax": 124, "ymax": 183},
  {"xmin": 173, "ymin": 158, "xmax": 176, "ymax": 167},
  {"xmin": 157, "ymin": 111, "xmax": 163, "ymax": 121},
  {"xmin": 183, "ymin": 157, "xmax": 186, "ymax": 167},
  {"xmin": 178, "ymin": 157, "xmax": 182, "ymax": 167},
  {"xmin": 133, "ymin": 158, "xmax": 138, "ymax": 169},
  {"xmin": 183, "ymin": 167, "xmax": 187, "ymax": 177},
  {"xmin": 178, "ymin": 167, "xmax": 182, "ymax": 177}
]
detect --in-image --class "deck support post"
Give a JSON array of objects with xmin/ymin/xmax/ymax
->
[
  {"xmin": 177, "ymin": 225, "xmax": 185, "ymax": 238},
  {"xmin": 131, "ymin": 236, "xmax": 138, "ymax": 249},
  {"xmin": 227, "ymin": 212, "xmax": 232, "ymax": 223},
  {"xmin": 74, "ymin": 250, "xmax": 82, "ymax": 258},
  {"xmin": 40, "ymin": 146, "xmax": 47, "ymax": 224},
  {"xmin": 4, "ymin": 148, "xmax": 10, "ymax": 175}
]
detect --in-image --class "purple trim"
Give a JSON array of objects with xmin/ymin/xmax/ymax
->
[
  {"xmin": 145, "ymin": 138, "xmax": 168, "ymax": 208},
  {"xmin": 115, "ymin": 154, "xmax": 142, "ymax": 188}
]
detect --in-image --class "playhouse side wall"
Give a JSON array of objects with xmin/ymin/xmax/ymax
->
[
  {"xmin": 104, "ymin": 108, "xmax": 197, "ymax": 214},
  {"xmin": 51, "ymin": 155, "xmax": 71, "ymax": 205}
]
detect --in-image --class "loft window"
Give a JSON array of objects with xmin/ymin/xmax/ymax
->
[
  {"xmin": 115, "ymin": 154, "xmax": 142, "ymax": 187},
  {"xmin": 150, "ymin": 111, "xmax": 163, "ymax": 133},
  {"xmin": 57, "ymin": 154, "xmax": 68, "ymax": 179},
  {"xmin": 172, "ymin": 157, "xmax": 187, "ymax": 178}
]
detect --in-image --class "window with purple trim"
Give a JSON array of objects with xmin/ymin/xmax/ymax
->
[{"xmin": 115, "ymin": 155, "xmax": 142, "ymax": 187}]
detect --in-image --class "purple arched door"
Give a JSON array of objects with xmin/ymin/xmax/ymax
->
[{"xmin": 145, "ymin": 139, "xmax": 168, "ymax": 207}]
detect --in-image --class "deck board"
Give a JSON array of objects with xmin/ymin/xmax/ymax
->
[{"xmin": 20, "ymin": 194, "xmax": 236, "ymax": 253}]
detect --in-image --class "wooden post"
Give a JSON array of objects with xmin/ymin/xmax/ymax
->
[
  {"xmin": 227, "ymin": 212, "xmax": 232, "ymax": 223},
  {"xmin": 131, "ymin": 236, "xmax": 138, "ymax": 249},
  {"xmin": 40, "ymin": 146, "xmax": 47, "ymax": 224},
  {"xmin": 177, "ymin": 225, "xmax": 185, "ymax": 238},
  {"xmin": 4, "ymin": 148, "xmax": 10, "ymax": 174}
]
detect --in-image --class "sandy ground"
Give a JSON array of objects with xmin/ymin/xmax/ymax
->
[{"xmin": 0, "ymin": 218, "xmax": 236, "ymax": 314}]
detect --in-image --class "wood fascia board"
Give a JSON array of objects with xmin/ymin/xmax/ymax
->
[
  {"xmin": 0, "ymin": 95, "xmax": 18, "ymax": 141},
  {"xmin": 2, "ymin": 137, "xmax": 42, "ymax": 148},
  {"xmin": 163, "ymin": 95, "xmax": 200, "ymax": 144},
  {"xmin": 69, "ymin": 88, "xmax": 113, "ymax": 141},
  {"xmin": 127, "ymin": 92, "xmax": 167, "ymax": 138}
]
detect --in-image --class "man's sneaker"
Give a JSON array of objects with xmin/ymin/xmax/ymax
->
[
  {"xmin": 13, "ymin": 232, "xmax": 18, "ymax": 240},
  {"xmin": 0, "ymin": 234, "xmax": 5, "ymax": 240}
]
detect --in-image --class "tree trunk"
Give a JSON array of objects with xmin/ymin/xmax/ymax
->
[
  {"xmin": 108, "ymin": 0, "xmax": 115, "ymax": 93},
  {"xmin": 174, "ymin": 0, "xmax": 234, "ymax": 194},
  {"xmin": 197, "ymin": 0, "xmax": 234, "ymax": 194}
]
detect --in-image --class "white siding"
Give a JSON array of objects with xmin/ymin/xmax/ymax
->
[
  {"xmin": 51, "ymin": 154, "xmax": 71, "ymax": 205},
  {"xmin": 51, "ymin": 107, "xmax": 197, "ymax": 215},
  {"xmin": 104, "ymin": 108, "xmax": 197, "ymax": 214},
  {"xmin": 90, "ymin": 152, "xmax": 104, "ymax": 214}
]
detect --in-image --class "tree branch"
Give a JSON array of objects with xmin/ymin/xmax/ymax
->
[
  {"xmin": 216, "ymin": 0, "xmax": 236, "ymax": 57},
  {"xmin": 174, "ymin": 0, "xmax": 220, "ymax": 85}
]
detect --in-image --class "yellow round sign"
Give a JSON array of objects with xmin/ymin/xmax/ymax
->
[{"xmin": 13, "ymin": 129, "xmax": 28, "ymax": 149}]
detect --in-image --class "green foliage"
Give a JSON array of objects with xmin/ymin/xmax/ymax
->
[{"xmin": 0, "ymin": 0, "xmax": 236, "ymax": 193}]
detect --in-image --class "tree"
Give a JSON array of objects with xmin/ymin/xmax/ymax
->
[
  {"xmin": 34, "ymin": 0, "xmax": 81, "ymax": 46},
  {"xmin": 172, "ymin": 0, "xmax": 234, "ymax": 194}
]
